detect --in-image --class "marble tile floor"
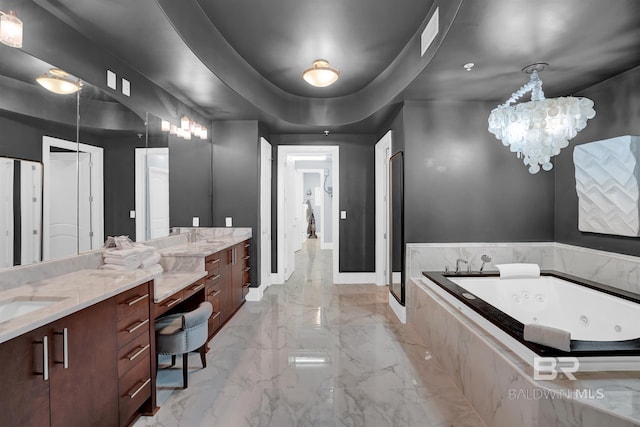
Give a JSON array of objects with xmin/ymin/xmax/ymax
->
[{"xmin": 135, "ymin": 239, "xmax": 486, "ymax": 427}]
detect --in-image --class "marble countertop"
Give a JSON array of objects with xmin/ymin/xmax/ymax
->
[
  {"xmin": 154, "ymin": 271, "xmax": 208, "ymax": 303},
  {"xmin": 158, "ymin": 234, "xmax": 251, "ymax": 257},
  {"xmin": 0, "ymin": 269, "xmax": 155, "ymax": 344}
]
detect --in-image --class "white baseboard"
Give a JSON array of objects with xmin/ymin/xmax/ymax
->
[
  {"xmin": 245, "ymin": 284, "xmax": 265, "ymax": 301},
  {"xmin": 271, "ymin": 272, "xmax": 285, "ymax": 285},
  {"xmin": 334, "ymin": 272, "xmax": 377, "ymax": 284},
  {"xmin": 320, "ymin": 241, "xmax": 333, "ymax": 250},
  {"xmin": 389, "ymin": 293, "xmax": 406, "ymax": 323}
]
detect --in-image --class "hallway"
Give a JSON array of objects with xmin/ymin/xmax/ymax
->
[{"xmin": 136, "ymin": 240, "xmax": 485, "ymax": 426}]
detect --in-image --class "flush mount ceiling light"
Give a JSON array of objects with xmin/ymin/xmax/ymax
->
[
  {"xmin": 0, "ymin": 10, "xmax": 23, "ymax": 48},
  {"xmin": 303, "ymin": 59, "xmax": 340, "ymax": 87},
  {"xmin": 488, "ymin": 63, "xmax": 596, "ymax": 174},
  {"xmin": 36, "ymin": 68, "xmax": 82, "ymax": 95}
]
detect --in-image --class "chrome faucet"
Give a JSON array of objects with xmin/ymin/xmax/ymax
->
[
  {"xmin": 479, "ymin": 254, "xmax": 492, "ymax": 272},
  {"xmin": 455, "ymin": 258, "xmax": 468, "ymax": 273}
]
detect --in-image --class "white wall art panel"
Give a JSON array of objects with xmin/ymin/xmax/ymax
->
[{"xmin": 573, "ymin": 135, "xmax": 640, "ymax": 237}]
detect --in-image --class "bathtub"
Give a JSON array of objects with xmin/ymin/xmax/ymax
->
[{"xmin": 421, "ymin": 271, "xmax": 640, "ymax": 371}]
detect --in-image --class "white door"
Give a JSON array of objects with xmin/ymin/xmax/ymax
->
[
  {"xmin": 148, "ymin": 166, "xmax": 170, "ymax": 239},
  {"xmin": 259, "ymin": 138, "xmax": 272, "ymax": 289},
  {"xmin": 20, "ymin": 161, "xmax": 42, "ymax": 265},
  {"xmin": 284, "ymin": 160, "xmax": 296, "ymax": 280},
  {"xmin": 77, "ymin": 152, "xmax": 93, "ymax": 253},
  {"xmin": 48, "ymin": 152, "xmax": 79, "ymax": 259},
  {"xmin": 0, "ymin": 158, "xmax": 14, "ymax": 268},
  {"xmin": 375, "ymin": 131, "xmax": 392, "ymax": 286}
]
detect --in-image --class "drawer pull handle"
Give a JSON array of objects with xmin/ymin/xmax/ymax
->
[
  {"xmin": 125, "ymin": 294, "xmax": 149, "ymax": 306},
  {"xmin": 126, "ymin": 378, "xmax": 151, "ymax": 399},
  {"xmin": 211, "ymin": 311, "xmax": 221, "ymax": 320},
  {"xmin": 208, "ymin": 289, "xmax": 221, "ymax": 298},
  {"xmin": 244, "ymin": 256, "xmax": 250, "ymax": 260},
  {"xmin": 209, "ymin": 274, "xmax": 221, "ymax": 282},
  {"xmin": 189, "ymin": 283, "xmax": 205, "ymax": 292},
  {"xmin": 54, "ymin": 328, "xmax": 69, "ymax": 369},
  {"xmin": 244, "ymin": 243, "xmax": 250, "ymax": 248},
  {"xmin": 165, "ymin": 297, "xmax": 182, "ymax": 308},
  {"xmin": 208, "ymin": 259, "xmax": 220, "ymax": 265},
  {"xmin": 126, "ymin": 318, "xmax": 149, "ymax": 334},
  {"xmin": 35, "ymin": 336, "xmax": 49, "ymax": 381},
  {"xmin": 125, "ymin": 344, "xmax": 150, "ymax": 361},
  {"xmin": 243, "ymin": 267, "xmax": 250, "ymax": 272}
]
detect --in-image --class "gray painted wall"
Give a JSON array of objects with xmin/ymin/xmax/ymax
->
[
  {"xmin": 397, "ymin": 100, "xmax": 555, "ymax": 246},
  {"xmin": 212, "ymin": 120, "xmax": 260, "ymax": 286},
  {"xmin": 554, "ymin": 66, "xmax": 640, "ymax": 256}
]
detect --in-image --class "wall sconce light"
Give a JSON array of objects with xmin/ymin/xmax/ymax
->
[
  {"xmin": 161, "ymin": 120, "xmax": 170, "ymax": 132},
  {"xmin": 180, "ymin": 115, "xmax": 190, "ymax": 130},
  {"xmin": 488, "ymin": 63, "xmax": 596, "ymax": 174},
  {"xmin": 0, "ymin": 10, "xmax": 23, "ymax": 48}
]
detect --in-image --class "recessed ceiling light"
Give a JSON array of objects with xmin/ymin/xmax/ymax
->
[{"xmin": 463, "ymin": 62, "xmax": 475, "ymax": 71}]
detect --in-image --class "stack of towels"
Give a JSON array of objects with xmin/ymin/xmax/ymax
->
[{"xmin": 100, "ymin": 236, "xmax": 163, "ymax": 275}]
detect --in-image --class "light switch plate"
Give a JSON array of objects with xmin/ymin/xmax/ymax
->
[
  {"xmin": 225, "ymin": 217, "xmax": 232, "ymax": 227},
  {"xmin": 340, "ymin": 210, "xmax": 347, "ymax": 219},
  {"xmin": 107, "ymin": 70, "xmax": 116, "ymax": 90},
  {"xmin": 129, "ymin": 210, "xmax": 136, "ymax": 219},
  {"xmin": 192, "ymin": 217, "xmax": 199, "ymax": 227},
  {"xmin": 122, "ymin": 78, "xmax": 130, "ymax": 96}
]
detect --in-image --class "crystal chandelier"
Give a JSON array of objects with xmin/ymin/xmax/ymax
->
[{"xmin": 488, "ymin": 63, "xmax": 596, "ymax": 174}]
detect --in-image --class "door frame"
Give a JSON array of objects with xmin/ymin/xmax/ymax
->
[
  {"xmin": 375, "ymin": 131, "xmax": 392, "ymax": 286},
  {"xmin": 275, "ymin": 145, "xmax": 339, "ymax": 285}
]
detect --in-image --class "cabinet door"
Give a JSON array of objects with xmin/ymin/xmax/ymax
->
[
  {"xmin": 49, "ymin": 298, "xmax": 119, "ymax": 427},
  {"xmin": 231, "ymin": 243, "xmax": 245, "ymax": 309},
  {"xmin": 0, "ymin": 325, "xmax": 51, "ymax": 426},
  {"xmin": 219, "ymin": 247, "xmax": 233, "ymax": 324}
]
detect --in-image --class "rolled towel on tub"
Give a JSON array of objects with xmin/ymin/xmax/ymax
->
[
  {"xmin": 496, "ymin": 263, "xmax": 540, "ymax": 279},
  {"xmin": 523, "ymin": 323, "xmax": 571, "ymax": 352}
]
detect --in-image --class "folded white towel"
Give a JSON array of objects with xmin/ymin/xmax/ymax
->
[
  {"xmin": 496, "ymin": 263, "xmax": 540, "ymax": 279},
  {"xmin": 140, "ymin": 252, "xmax": 161, "ymax": 269},
  {"xmin": 103, "ymin": 256, "xmax": 141, "ymax": 269},
  {"xmin": 144, "ymin": 263, "xmax": 164, "ymax": 276},
  {"xmin": 100, "ymin": 263, "xmax": 138, "ymax": 271},
  {"xmin": 104, "ymin": 246, "xmax": 153, "ymax": 259},
  {"xmin": 523, "ymin": 323, "xmax": 571, "ymax": 352}
]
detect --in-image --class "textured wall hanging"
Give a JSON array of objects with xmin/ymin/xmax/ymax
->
[{"xmin": 573, "ymin": 135, "xmax": 640, "ymax": 237}]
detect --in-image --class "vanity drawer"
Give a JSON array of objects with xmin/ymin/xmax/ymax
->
[
  {"xmin": 117, "ymin": 331, "xmax": 151, "ymax": 377},
  {"xmin": 208, "ymin": 311, "xmax": 221, "ymax": 334},
  {"xmin": 205, "ymin": 257, "xmax": 220, "ymax": 275},
  {"xmin": 154, "ymin": 290, "xmax": 184, "ymax": 318},
  {"xmin": 183, "ymin": 278, "xmax": 206, "ymax": 300},
  {"xmin": 117, "ymin": 307, "xmax": 150, "ymax": 347},
  {"xmin": 117, "ymin": 283, "xmax": 150, "ymax": 319},
  {"xmin": 205, "ymin": 273, "xmax": 222, "ymax": 292},
  {"xmin": 118, "ymin": 354, "xmax": 152, "ymax": 427}
]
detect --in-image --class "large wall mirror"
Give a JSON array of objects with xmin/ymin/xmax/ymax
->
[
  {"xmin": 0, "ymin": 44, "xmax": 148, "ymax": 265},
  {"xmin": 389, "ymin": 151, "xmax": 404, "ymax": 305}
]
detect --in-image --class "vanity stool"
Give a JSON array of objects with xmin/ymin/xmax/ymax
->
[{"xmin": 155, "ymin": 301, "xmax": 213, "ymax": 389}]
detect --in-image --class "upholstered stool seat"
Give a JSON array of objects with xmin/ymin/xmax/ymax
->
[{"xmin": 155, "ymin": 301, "xmax": 212, "ymax": 388}]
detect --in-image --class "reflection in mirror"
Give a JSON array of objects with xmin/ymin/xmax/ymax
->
[
  {"xmin": 0, "ymin": 44, "xmax": 146, "ymax": 263},
  {"xmin": 389, "ymin": 152, "xmax": 404, "ymax": 305},
  {"xmin": 135, "ymin": 114, "xmax": 170, "ymax": 241},
  {"xmin": 0, "ymin": 157, "xmax": 42, "ymax": 267}
]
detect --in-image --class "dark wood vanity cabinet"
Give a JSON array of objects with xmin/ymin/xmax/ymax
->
[
  {"xmin": 203, "ymin": 239, "xmax": 250, "ymax": 339},
  {"xmin": 0, "ymin": 324, "xmax": 52, "ymax": 426},
  {"xmin": 0, "ymin": 281, "xmax": 154, "ymax": 427}
]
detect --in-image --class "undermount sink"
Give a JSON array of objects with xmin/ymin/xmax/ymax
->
[{"xmin": 0, "ymin": 296, "xmax": 67, "ymax": 323}]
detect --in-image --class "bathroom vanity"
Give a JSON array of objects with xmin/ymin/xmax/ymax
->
[{"xmin": 0, "ymin": 229, "xmax": 251, "ymax": 426}]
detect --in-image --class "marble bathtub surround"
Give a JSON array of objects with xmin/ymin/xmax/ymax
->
[
  {"xmin": 407, "ymin": 242, "xmax": 640, "ymax": 295},
  {"xmin": 409, "ymin": 277, "xmax": 640, "ymax": 427}
]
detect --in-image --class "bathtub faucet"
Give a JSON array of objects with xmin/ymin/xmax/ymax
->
[
  {"xmin": 455, "ymin": 258, "xmax": 468, "ymax": 273},
  {"xmin": 479, "ymin": 254, "xmax": 492, "ymax": 272}
]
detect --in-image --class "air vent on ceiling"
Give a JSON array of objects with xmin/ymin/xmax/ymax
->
[{"xmin": 421, "ymin": 7, "xmax": 439, "ymax": 56}]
